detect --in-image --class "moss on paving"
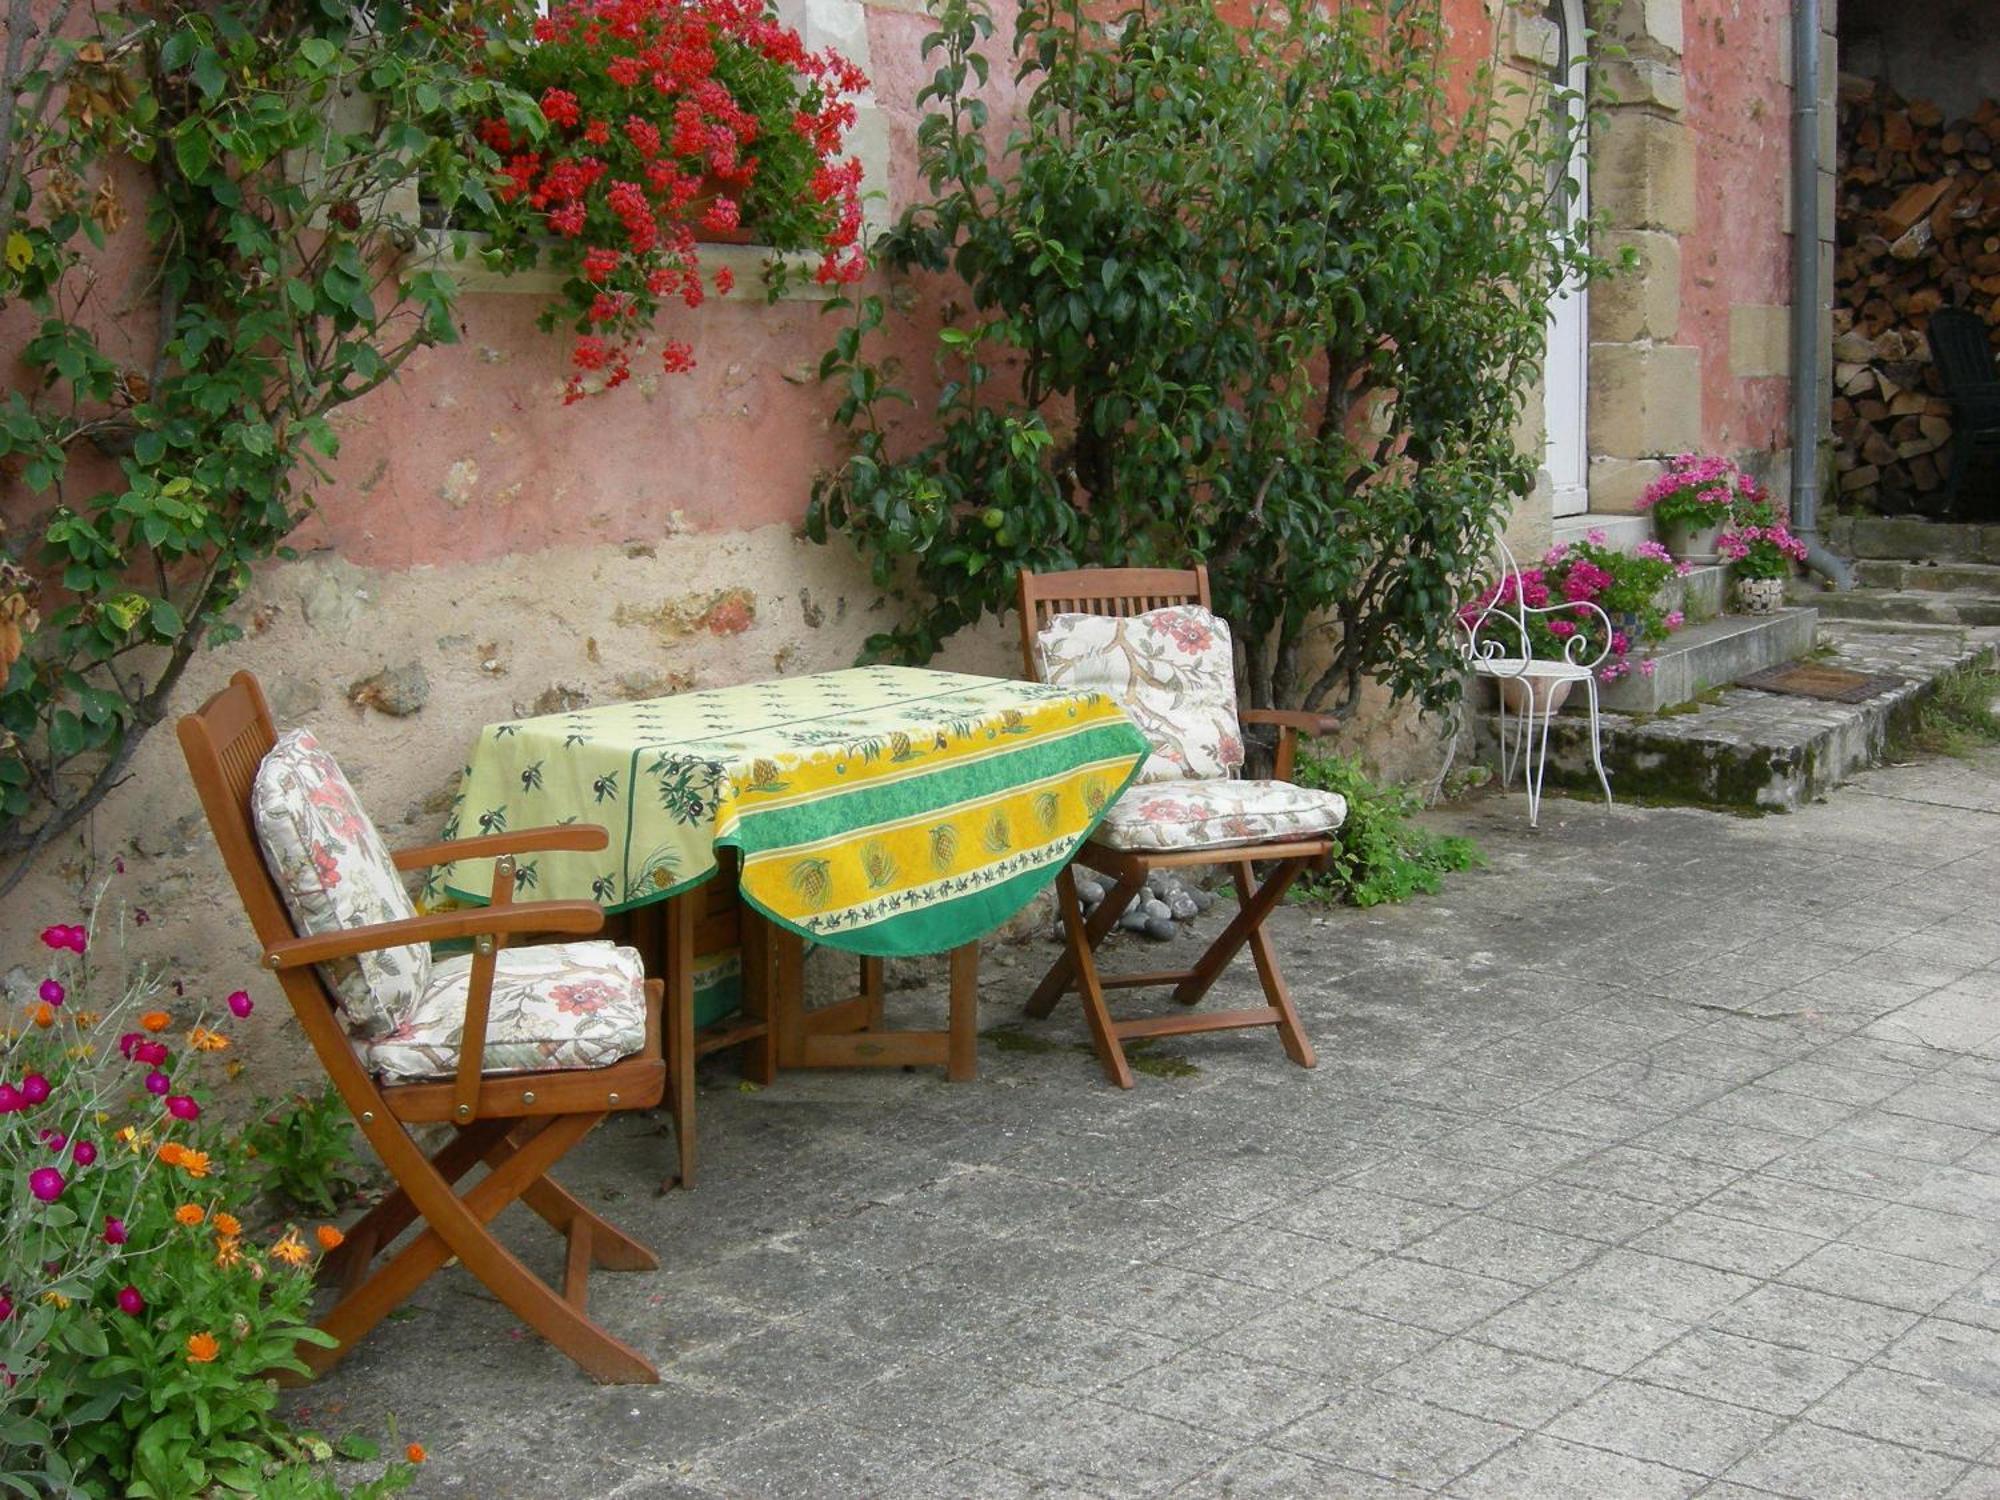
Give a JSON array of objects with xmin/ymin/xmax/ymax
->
[{"xmin": 1890, "ymin": 663, "xmax": 2000, "ymax": 760}]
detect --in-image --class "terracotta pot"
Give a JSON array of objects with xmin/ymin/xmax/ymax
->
[
  {"xmin": 1736, "ymin": 576, "xmax": 1786, "ymax": 615},
  {"xmin": 688, "ymin": 176, "xmax": 759, "ymax": 245},
  {"xmin": 1659, "ymin": 515, "xmax": 1725, "ymax": 564},
  {"xmin": 1497, "ymin": 673, "xmax": 1575, "ymax": 716}
]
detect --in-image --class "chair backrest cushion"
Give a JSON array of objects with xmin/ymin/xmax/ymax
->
[
  {"xmin": 1035, "ymin": 605, "xmax": 1244, "ymax": 782},
  {"xmin": 251, "ymin": 728, "xmax": 429, "ymax": 1037}
]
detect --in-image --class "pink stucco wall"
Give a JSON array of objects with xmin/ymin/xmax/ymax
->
[{"xmin": 1681, "ymin": 0, "xmax": 1794, "ymax": 456}]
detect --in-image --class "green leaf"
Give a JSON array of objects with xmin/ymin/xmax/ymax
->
[{"xmin": 173, "ymin": 125, "xmax": 211, "ymax": 179}]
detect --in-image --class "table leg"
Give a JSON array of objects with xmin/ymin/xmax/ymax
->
[
  {"xmin": 750, "ymin": 912, "xmax": 979, "ymax": 1079},
  {"xmin": 738, "ymin": 906, "xmax": 777, "ymax": 1087},
  {"xmin": 948, "ymin": 941, "xmax": 978, "ymax": 1083},
  {"xmin": 664, "ymin": 892, "xmax": 697, "ymax": 1190},
  {"xmin": 770, "ymin": 925, "xmax": 808, "ymax": 1070}
]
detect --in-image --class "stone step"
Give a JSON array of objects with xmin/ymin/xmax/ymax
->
[
  {"xmin": 1804, "ymin": 588, "xmax": 2000, "ymax": 628},
  {"xmin": 1852, "ymin": 558, "xmax": 2000, "ymax": 593},
  {"xmin": 1667, "ymin": 564, "xmax": 1727, "ymax": 623},
  {"xmin": 1596, "ymin": 608, "xmax": 1820, "ymax": 714},
  {"xmin": 1475, "ymin": 624, "xmax": 2000, "ymax": 813},
  {"xmin": 1825, "ymin": 515, "xmax": 2000, "ymax": 564},
  {"xmin": 1554, "ymin": 513, "xmax": 1650, "ymax": 553}
]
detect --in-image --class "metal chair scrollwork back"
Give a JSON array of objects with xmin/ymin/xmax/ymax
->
[{"xmin": 1457, "ymin": 530, "xmax": 1615, "ymax": 827}]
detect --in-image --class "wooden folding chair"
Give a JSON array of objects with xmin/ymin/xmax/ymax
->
[
  {"xmin": 178, "ymin": 671, "xmax": 673, "ymax": 1384},
  {"xmin": 1017, "ymin": 567, "xmax": 1345, "ymax": 1088}
]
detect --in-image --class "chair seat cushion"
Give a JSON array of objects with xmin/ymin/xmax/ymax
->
[
  {"xmin": 363, "ymin": 940, "xmax": 649, "ymax": 1083},
  {"xmin": 252, "ymin": 727, "xmax": 428, "ymax": 1038},
  {"xmin": 1095, "ymin": 779, "xmax": 1347, "ymax": 853}
]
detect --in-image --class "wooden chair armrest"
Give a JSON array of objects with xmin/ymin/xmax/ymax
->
[
  {"xmin": 392, "ymin": 824, "xmax": 610, "ymax": 872},
  {"xmin": 263, "ymin": 902, "xmax": 605, "ymax": 971},
  {"xmin": 1239, "ymin": 708, "xmax": 1343, "ymax": 736},
  {"xmin": 1239, "ymin": 708, "xmax": 1340, "ymax": 783}
]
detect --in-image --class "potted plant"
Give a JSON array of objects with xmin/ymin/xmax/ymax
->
[
  {"xmin": 461, "ymin": 0, "xmax": 868, "ymax": 401},
  {"xmin": 1636, "ymin": 454, "xmax": 1764, "ymax": 564},
  {"xmin": 1718, "ymin": 502, "xmax": 1808, "ymax": 613},
  {"xmin": 1459, "ymin": 532, "xmax": 1689, "ymax": 710}
]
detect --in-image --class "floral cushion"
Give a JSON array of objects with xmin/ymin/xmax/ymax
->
[
  {"xmin": 1096, "ymin": 778, "xmax": 1347, "ymax": 853},
  {"xmin": 1036, "ymin": 605, "xmax": 1244, "ymax": 783},
  {"xmin": 252, "ymin": 728, "xmax": 428, "ymax": 1038},
  {"xmin": 363, "ymin": 940, "xmax": 649, "ymax": 1083}
]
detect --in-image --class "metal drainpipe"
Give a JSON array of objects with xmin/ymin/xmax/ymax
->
[{"xmin": 1792, "ymin": 0, "xmax": 1855, "ymax": 588}]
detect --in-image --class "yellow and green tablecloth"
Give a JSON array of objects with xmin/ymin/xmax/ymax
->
[{"xmin": 433, "ymin": 667, "xmax": 1148, "ymax": 958}]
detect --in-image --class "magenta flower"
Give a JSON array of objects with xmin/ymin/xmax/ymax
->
[
  {"xmin": 37, "ymin": 1130, "xmax": 66, "ymax": 1152},
  {"xmin": 0, "ymin": 1295, "xmax": 11, "ymax": 1321},
  {"xmin": 144, "ymin": 1071, "xmax": 170, "ymax": 1097},
  {"xmin": 39, "ymin": 925, "xmax": 84, "ymax": 952},
  {"xmin": 165, "ymin": 1096, "xmax": 200, "ymax": 1122},
  {"xmin": 133, "ymin": 1041, "xmax": 168, "ymax": 1068},
  {"xmin": 72, "ymin": 1141, "xmax": 96, "ymax": 1167},
  {"xmin": 20, "ymin": 1075, "xmax": 48, "ymax": 1106},
  {"xmin": 115, "ymin": 1286, "xmax": 144, "ymax": 1316},
  {"xmin": 0, "ymin": 1088, "xmax": 21, "ymax": 1115},
  {"xmin": 38, "ymin": 980, "xmax": 63, "ymax": 1007},
  {"xmin": 28, "ymin": 1169, "xmax": 64, "ymax": 1203},
  {"xmin": 227, "ymin": 990, "xmax": 254, "ymax": 1019},
  {"xmin": 117, "ymin": 1032, "xmax": 142, "ymax": 1060},
  {"xmin": 103, "ymin": 1217, "xmax": 127, "ymax": 1245}
]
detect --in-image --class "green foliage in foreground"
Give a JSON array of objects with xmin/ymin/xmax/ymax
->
[
  {"xmin": 245, "ymin": 1086, "xmax": 365, "ymax": 1217},
  {"xmin": 1293, "ymin": 749, "xmax": 1483, "ymax": 908}
]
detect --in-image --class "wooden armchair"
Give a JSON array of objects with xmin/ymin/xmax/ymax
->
[
  {"xmin": 1016, "ymin": 566, "xmax": 1348, "ymax": 1087},
  {"xmin": 178, "ymin": 672, "xmax": 673, "ymax": 1384}
]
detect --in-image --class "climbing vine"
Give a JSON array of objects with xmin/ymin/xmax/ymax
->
[{"xmin": 0, "ymin": 0, "xmax": 535, "ymax": 895}]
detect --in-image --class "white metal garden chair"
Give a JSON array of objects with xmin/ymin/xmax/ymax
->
[{"xmin": 1458, "ymin": 532, "xmax": 1615, "ymax": 827}]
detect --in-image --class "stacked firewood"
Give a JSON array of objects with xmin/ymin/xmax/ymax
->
[{"xmin": 1833, "ymin": 76, "xmax": 2000, "ymax": 510}]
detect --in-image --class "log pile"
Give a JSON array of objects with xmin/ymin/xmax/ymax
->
[{"xmin": 1834, "ymin": 75, "xmax": 2000, "ymax": 511}]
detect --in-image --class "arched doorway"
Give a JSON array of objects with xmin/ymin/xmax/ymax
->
[{"xmin": 1544, "ymin": 0, "xmax": 1590, "ymax": 518}]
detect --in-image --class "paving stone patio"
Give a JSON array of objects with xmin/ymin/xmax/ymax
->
[{"xmin": 300, "ymin": 744, "xmax": 2000, "ymax": 1499}]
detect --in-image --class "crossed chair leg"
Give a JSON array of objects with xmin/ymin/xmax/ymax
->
[
  {"xmin": 307, "ymin": 1114, "xmax": 660, "ymax": 1385},
  {"xmin": 1029, "ymin": 857, "xmax": 1319, "ymax": 1088}
]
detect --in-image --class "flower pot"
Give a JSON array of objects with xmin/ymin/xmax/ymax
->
[
  {"xmin": 688, "ymin": 176, "xmax": 759, "ymax": 246},
  {"xmin": 1659, "ymin": 516, "xmax": 1725, "ymax": 564},
  {"xmin": 1497, "ymin": 673, "xmax": 1575, "ymax": 716},
  {"xmin": 1735, "ymin": 576, "xmax": 1786, "ymax": 615}
]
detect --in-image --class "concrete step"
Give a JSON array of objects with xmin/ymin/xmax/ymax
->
[
  {"xmin": 1826, "ymin": 515, "xmax": 2000, "ymax": 564},
  {"xmin": 1597, "ymin": 608, "xmax": 1820, "ymax": 714},
  {"xmin": 1554, "ymin": 513, "xmax": 1650, "ymax": 553},
  {"xmin": 1805, "ymin": 589, "xmax": 2000, "ymax": 628},
  {"xmin": 1475, "ymin": 624, "xmax": 2000, "ymax": 813},
  {"xmin": 1852, "ymin": 558, "xmax": 2000, "ymax": 593}
]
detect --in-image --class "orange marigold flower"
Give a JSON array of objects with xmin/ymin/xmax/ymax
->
[
  {"xmin": 212, "ymin": 1212, "xmax": 242, "ymax": 1238},
  {"xmin": 177, "ymin": 1149, "xmax": 211, "ymax": 1179},
  {"xmin": 31, "ymin": 1003, "xmax": 53, "ymax": 1029},
  {"xmin": 156, "ymin": 1141, "xmax": 185, "ymax": 1166},
  {"xmin": 185, "ymin": 1331, "xmax": 219, "ymax": 1364},
  {"xmin": 174, "ymin": 1203, "xmax": 205, "ymax": 1227},
  {"xmin": 73, "ymin": 1010, "xmax": 100, "ymax": 1030},
  {"xmin": 214, "ymin": 1237, "xmax": 243, "ymax": 1270},
  {"xmin": 315, "ymin": 1224, "xmax": 345, "ymax": 1251},
  {"xmin": 188, "ymin": 1027, "xmax": 230, "ymax": 1052},
  {"xmin": 405, "ymin": 1444, "xmax": 427, "ymax": 1465},
  {"xmin": 139, "ymin": 1011, "xmax": 172, "ymax": 1033},
  {"xmin": 271, "ymin": 1231, "xmax": 309, "ymax": 1267}
]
